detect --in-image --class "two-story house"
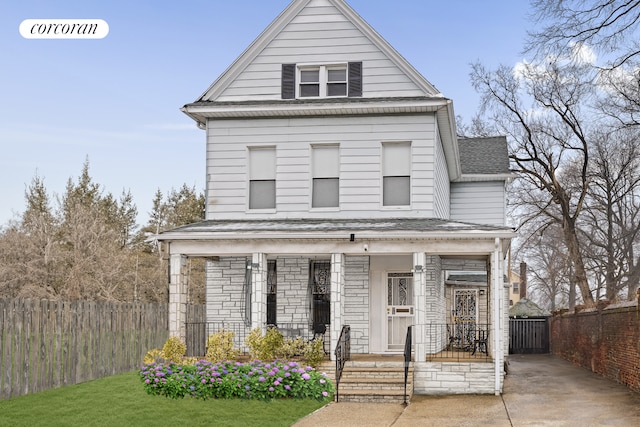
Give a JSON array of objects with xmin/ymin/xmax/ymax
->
[{"xmin": 159, "ymin": 0, "xmax": 515, "ymax": 396}]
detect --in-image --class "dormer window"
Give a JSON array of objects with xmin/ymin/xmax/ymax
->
[{"xmin": 282, "ymin": 62, "xmax": 362, "ymax": 99}]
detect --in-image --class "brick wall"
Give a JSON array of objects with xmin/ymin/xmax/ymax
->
[{"xmin": 550, "ymin": 301, "xmax": 640, "ymax": 393}]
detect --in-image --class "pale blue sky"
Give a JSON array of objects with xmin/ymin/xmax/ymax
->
[{"xmin": 0, "ymin": 0, "xmax": 531, "ymax": 226}]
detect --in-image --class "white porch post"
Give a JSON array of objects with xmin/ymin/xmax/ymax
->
[
  {"xmin": 169, "ymin": 254, "xmax": 187, "ymax": 342},
  {"xmin": 330, "ymin": 253, "xmax": 345, "ymax": 361},
  {"xmin": 413, "ymin": 252, "xmax": 427, "ymax": 362},
  {"xmin": 251, "ymin": 253, "xmax": 268, "ymax": 332},
  {"xmin": 492, "ymin": 238, "xmax": 504, "ymax": 395}
]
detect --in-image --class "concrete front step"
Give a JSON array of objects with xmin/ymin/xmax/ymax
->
[
  {"xmin": 336, "ymin": 388, "xmax": 412, "ymax": 403},
  {"xmin": 317, "ymin": 357, "xmax": 413, "ymax": 403}
]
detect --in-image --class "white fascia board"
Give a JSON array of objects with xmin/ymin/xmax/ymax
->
[
  {"xmin": 437, "ymin": 101, "xmax": 461, "ymax": 181},
  {"xmin": 182, "ymin": 98, "xmax": 449, "ymax": 121},
  {"xmin": 455, "ymin": 173, "xmax": 516, "ymax": 183}
]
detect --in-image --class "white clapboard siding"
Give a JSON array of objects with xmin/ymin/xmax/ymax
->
[
  {"xmin": 205, "ymin": 114, "xmax": 440, "ymax": 219},
  {"xmin": 215, "ymin": 0, "xmax": 426, "ymax": 101},
  {"xmin": 433, "ymin": 132, "xmax": 450, "ymax": 218},
  {"xmin": 450, "ymin": 181, "xmax": 506, "ymax": 226}
]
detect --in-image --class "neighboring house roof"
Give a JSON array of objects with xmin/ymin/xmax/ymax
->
[
  {"xmin": 159, "ymin": 217, "xmax": 515, "ymax": 240},
  {"xmin": 509, "ymin": 298, "xmax": 551, "ymax": 318},
  {"xmin": 456, "ymin": 136, "xmax": 513, "ymax": 182}
]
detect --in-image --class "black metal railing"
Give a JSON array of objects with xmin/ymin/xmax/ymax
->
[
  {"xmin": 334, "ymin": 325, "xmax": 351, "ymax": 402},
  {"xmin": 185, "ymin": 321, "xmax": 328, "ymax": 357},
  {"xmin": 403, "ymin": 325, "xmax": 413, "ymax": 405},
  {"xmin": 425, "ymin": 323, "xmax": 491, "ymax": 362}
]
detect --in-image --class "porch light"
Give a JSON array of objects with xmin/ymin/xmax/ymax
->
[
  {"xmin": 412, "ymin": 265, "xmax": 423, "ymax": 273},
  {"xmin": 349, "ymin": 233, "xmax": 355, "ymax": 242},
  {"xmin": 479, "ymin": 289, "xmax": 486, "ymax": 296}
]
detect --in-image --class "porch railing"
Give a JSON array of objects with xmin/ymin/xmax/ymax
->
[
  {"xmin": 184, "ymin": 322, "xmax": 328, "ymax": 357},
  {"xmin": 334, "ymin": 325, "xmax": 351, "ymax": 402},
  {"xmin": 425, "ymin": 323, "xmax": 491, "ymax": 362},
  {"xmin": 403, "ymin": 325, "xmax": 413, "ymax": 405}
]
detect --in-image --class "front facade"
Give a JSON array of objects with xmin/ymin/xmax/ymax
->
[{"xmin": 159, "ymin": 0, "xmax": 515, "ymax": 395}]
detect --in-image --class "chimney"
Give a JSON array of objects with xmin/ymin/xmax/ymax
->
[{"xmin": 519, "ymin": 262, "xmax": 527, "ymax": 299}]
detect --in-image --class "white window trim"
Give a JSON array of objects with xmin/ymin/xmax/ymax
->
[
  {"xmin": 247, "ymin": 146, "xmax": 277, "ymax": 213},
  {"xmin": 309, "ymin": 144, "xmax": 341, "ymax": 211},
  {"xmin": 297, "ymin": 63, "xmax": 348, "ymax": 99},
  {"xmin": 380, "ymin": 141, "xmax": 412, "ymax": 209}
]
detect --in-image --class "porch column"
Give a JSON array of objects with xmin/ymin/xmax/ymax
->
[
  {"xmin": 169, "ymin": 254, "xmax": 187, "ymax": 342},
  {"xmin": 492, "ymin": 238, "xmax": 504, "ymax": 395},
  {"xmin": 251, "ymin": 253, "xmax": 268, "ymax": 332},
  {"xmin": 413, "ymin": 252, "xmax": 427, "ymax": 362},
  {"xmin": 330, "ymin": 253, "xmax": 345, "ymax": 361}
]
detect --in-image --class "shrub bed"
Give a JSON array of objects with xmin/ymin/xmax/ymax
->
[{"xmin": 139, "ymin": 360, "xmax": 334, "ymax": 401}]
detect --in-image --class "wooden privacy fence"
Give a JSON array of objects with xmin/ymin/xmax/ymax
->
[{"xmin": 0, "ymin": 299, "xmax": 175, "ymax": 400}]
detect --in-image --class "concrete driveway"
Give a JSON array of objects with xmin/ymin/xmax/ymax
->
[{"xmin": 293, "ymin": 354, "xmax": 640, "ymax": 426}]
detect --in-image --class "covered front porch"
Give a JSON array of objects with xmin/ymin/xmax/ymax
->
[{"xmin": 158, "ymin": 218, "xmax": 514, "ymax": 395}]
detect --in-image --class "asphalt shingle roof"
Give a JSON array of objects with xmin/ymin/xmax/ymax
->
[
  {"xmin": 509, "ymin": 298, "xmax": 551, "ymax": 317},
  {"xmin": 163, "ymin": 217, "xmax": 514, "ymax": 235},
  {"xmin": 458, "ymin": 136, "xmax": 511, "ymax": 175}
]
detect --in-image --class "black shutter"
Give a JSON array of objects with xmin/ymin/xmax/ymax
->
[
  {"xmin": 281, "ymin": 64, "xmax": 296, "ymax": 99},
  {"xmin": 348, "ymin": 62, "xmax": 362, "ymax": 97}
]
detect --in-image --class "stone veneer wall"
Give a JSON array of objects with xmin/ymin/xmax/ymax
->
[
  {"xmin": 275, "ymin": 257, "xmax": 310, "ymax": 324},
  {"xmin": 206, "ymin": 255, "xmax": 371, "ymax": 352},
  {"xmin": 343, "ymin": 256, "xmax": 370, "ymax": 354},
  {"xmin": 413, "ymin": 362, "xmax": 496, "ymax": 395},
  {"xmin": 424, "ymin": 255, "xmax": 446, "ymax": 351},
  {"xmin": 205, "ymin": 257, "xmax": 247, "ymax": 324}
]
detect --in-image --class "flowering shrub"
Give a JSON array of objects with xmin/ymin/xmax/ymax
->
[{"xmin": 139, "ymin": 360, "xmax": 334, "ymax": 401}]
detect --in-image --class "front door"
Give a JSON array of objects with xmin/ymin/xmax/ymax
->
[
  {"xmin": 386, "ymin": 272, "xmax": 414, "ymax": 351},
  {"xmin": 453, "ymin": 289, "xmax": 478, "ymax": 348}
]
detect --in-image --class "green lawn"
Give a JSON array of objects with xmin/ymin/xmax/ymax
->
[{"xmin": 0, "ymin": 372, "xmax": 327, "ymax": 427}]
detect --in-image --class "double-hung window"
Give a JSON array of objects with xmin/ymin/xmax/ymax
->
[
  {"xmin": 249, "ymin": 147, "xmax": 276, "ymax": 210},
  {"xmin": 311, "ymin": 145, "xmax": 339, "ymax": 208},
  {"xmin": 281, "ymin": 62, "xmax": 362, "ymax": 99},
  {"xmin": 382, "ymin": 142, "xmax": 411, "ymax": 206},
  {"xmin": 299, "ymin": 65, "xmax": 347, "ymax": 98}
]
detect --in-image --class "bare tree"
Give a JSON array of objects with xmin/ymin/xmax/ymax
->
[
  {"xmin": 527, "ymin": 1, "xmax": 640, "ymax": 127},
  {"xmin": 520, "ymin": 225, "xmax": 572, "ymax": 311},
  {"xmin": 527, "ymin": 0, "xmax": 640, "ymax": 69},
  {"xmin": 580, "ymin": 128, "xmax": 640, "ymax": 300},
  {"xmin": 471, "ymin": 57, "xmax": 597, "ymax": 306}
]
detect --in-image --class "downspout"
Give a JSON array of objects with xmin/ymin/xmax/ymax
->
[{"xmin": 493, "ymin": 237, "xmax": 502, "ymax": 395}]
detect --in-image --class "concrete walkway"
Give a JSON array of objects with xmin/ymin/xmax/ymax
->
[{"xmin": 293, "ymin": 354, "xmax": 640, "ymax": 426}]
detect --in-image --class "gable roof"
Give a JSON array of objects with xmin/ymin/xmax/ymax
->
[
  {"xmin": 456, "ymin": 136, "xmax": 513, "ymax": 181},
  {"xmin": 196, "ymin": 0, "xmax": 442, "ymax": 103}
]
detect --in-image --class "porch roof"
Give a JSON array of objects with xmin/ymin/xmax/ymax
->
[{"xmin": 158, "ymin": 217, "xmax": 515, "ymax": 241}]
